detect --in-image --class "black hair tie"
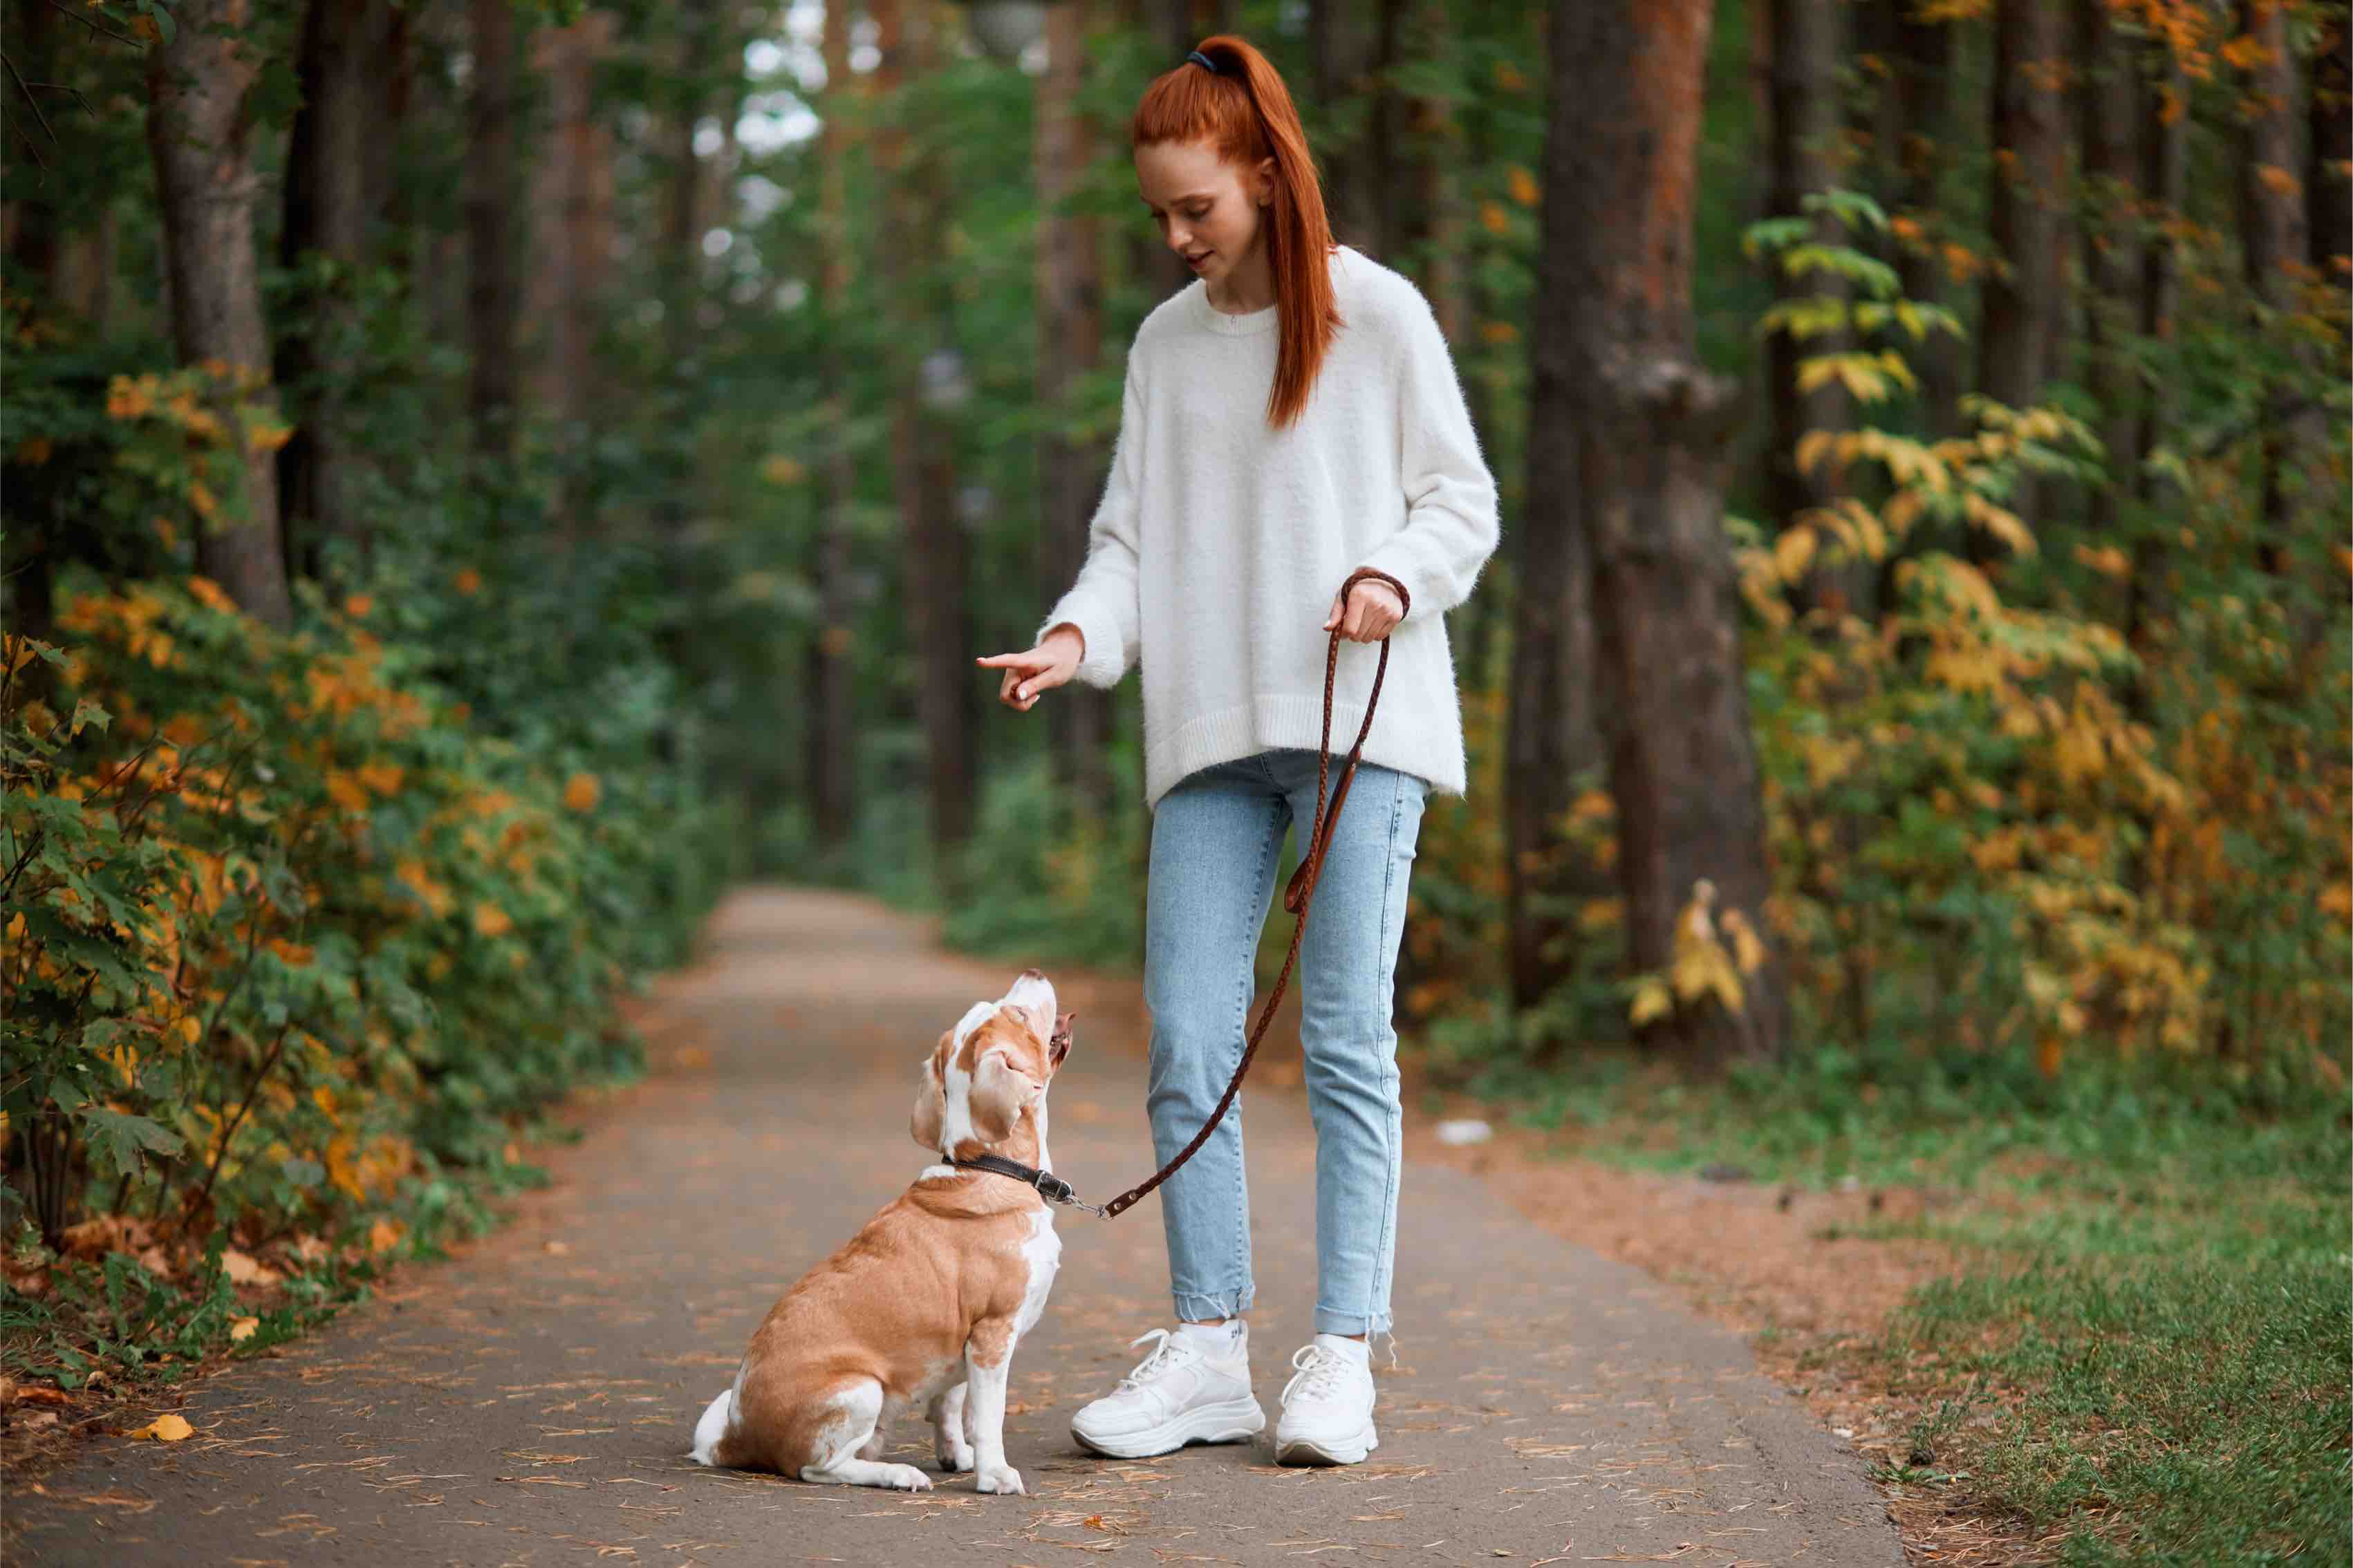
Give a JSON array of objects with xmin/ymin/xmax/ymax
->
[{"xmin": 1187, "ymin": 49, "xmax": 1220, "ymax": 75}]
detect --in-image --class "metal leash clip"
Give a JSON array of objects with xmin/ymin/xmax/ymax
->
[{"xmin": 1031, "ymin": 1170, "xmax": 1108, "ymax": 1217}]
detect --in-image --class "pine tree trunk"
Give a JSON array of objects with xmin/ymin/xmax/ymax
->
[
  {"xmin": 1759, "ymin": 0, "xmax": 1852, "ymax": 612},
  {"xmin": 877, "ymin": 0, "xmax": 978, "ymax": 876},
  {"xmin": 1393, "ymin": 1, "xmax": 1460, "ymax": 332},
  {"xmin": 1505, "ymin": 3, "xmax": 1606, "ymax": 1026},
  {"xmin": 279, "ymin": 0, "xmax": 396, "ymax": 579},
  {"xmin": 2125, "ymin": 37, "xmax": 2186, "ymax": 657},
  {"xmin": 465, "ymin": 0, "xmax": 521, "ymax": 454},
  {"xmin": 1976, "ymin": 0, "xmax": 2068, "ymax": 547},
  {"xmin": 807, "ymin": 0, "xmax": 862, "ymax": 852},
  {"xmin": 148, "ymin": 0, "xmax": 292, "ymax": 626},
  {"xmin": 1309, "ymin": 0, "xmax": 1385, "ymax": 256},
  {"xmin": 1037, "ymin": 0, "xmax": 1113, "ymax": 822},
  {"xmin": 2076, "ymin": 0, "xmax": 2143, "ymax": 547},
  {"xmin": 1548, "ymin": 0, "xmax": 1786, "ymax": 1070},
  {"xmin": 2312, "ymin": 10, "xmax": 2352, "ymax": 276},
  {"xmin": 525, "ymin": 12, "xmax": 616, "ymax": 423},
  {"xmin": 2239, "ymin": 0, "xmax": 2323, "ymax": 584},
  {"xmin": 1888, "ymin": 7, "xmax": 1960, "ymax": 438}
]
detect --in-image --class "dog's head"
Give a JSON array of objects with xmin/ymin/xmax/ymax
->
[{"xmin": 911, "ymin": 969, "xmax": 1075, "ymax": 1156}]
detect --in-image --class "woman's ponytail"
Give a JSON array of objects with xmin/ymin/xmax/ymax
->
[{"xmin": 1132, "ymin": 35, "xmax": 1342, "ymax": 431}]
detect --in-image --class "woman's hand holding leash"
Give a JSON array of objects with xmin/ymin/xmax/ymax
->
[{"xmin": 1324, "ymin": 577, "xmax": 1404, "ymax": 642}]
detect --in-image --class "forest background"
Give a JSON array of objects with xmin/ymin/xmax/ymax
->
[{"xmin": 2, "ymin": 0, "xmax": 2346, "ymax": 1560}]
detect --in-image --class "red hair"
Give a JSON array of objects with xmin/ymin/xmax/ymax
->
[{"xmin": 1131, "ymin": 35, "xmax": 1342, "ymax": 431}]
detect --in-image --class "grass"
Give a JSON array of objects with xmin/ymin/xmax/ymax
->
[{"xmin": 1415, "ymin": 1032, "xmax": 2351, "ymax": 1565}]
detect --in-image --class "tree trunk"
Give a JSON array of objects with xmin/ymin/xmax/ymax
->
[
  {"xmin": 466, "ymin": 0, "xmax": 521, "ymax": 453},
  {"xmin": 661, "ymin": 2, "xmax": 720, "ymax": 368},
  {"xmin": 2239, "ymin": 0, "xmax": 2323, "ymax": 582},
  {"xmin": 1976, "ymin": 0, "xmax": 2068, "ymax": 548},
  {"xmin": 279, "ymin": 0, "xmax": 396, "ymax": 579},
  {"xmin": 525, "ymin": 11, "xmax": 617, "ymax": 422},
  {"xmin": 2076, "ymin": 0, "xmax": 2143, "ymax": 546},
  {"xmin": 147, "ymin": 0, "xmax": 292, "ymax": 626},
  {"xmin": 361, "ymin": 2, "xmax": 411, "ymax": 264},
  {"xmin": 1505, "ymin": 0, "xmax": 1607, "ymax": 1026},
  {"xmin": 1550, "ymin": 0, "xmax": 1786, "ymax": 1070},
  {"xmin": 2312, "ymin": 8, "xmax": 2352, "ymax": 277},
  {"xmin": 1309, "ymin": 0, "xmax": 1385, "ymax": 256},
  {"xmin": 876, "ymin": 0, "xmax": 978, "ymax": 877},
  {"xmin": 6, "ymin": 0, "xmax": 64, "ymax": 296},
  {"xmin": 58, "ymin": 208, "xmax": 117, "ymax": 334},
  {"xmin": 1888, "ymin": 6, "xmax": 1961, "ymax": 438},
  {"xmin": 1759, "ymin": 0, "xmax": 1852, "ymax": 612},
  {"xmin": 1037, "ymin": 0, "xmax": 1113, "ymax": 822},
  {"xmin": 1388, "ymin": 0, "xmax": 1460, "ymax": 333},
  {"xmin": 806, "ymin": 0, "xmax": 862, "ymax": 852},
  {"xmin": 2125, "ymin": 37, "xmax": 2186, "ymax": 657}
]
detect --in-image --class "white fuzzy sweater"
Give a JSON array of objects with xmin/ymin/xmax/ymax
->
[{"xmin": 1036, "ymin": 244, "xmax": 1502, "ymax": 812}]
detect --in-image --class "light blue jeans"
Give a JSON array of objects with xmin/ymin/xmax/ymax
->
[{"xmin": 1142, "ymin": 747, "xmax": 1429, "ymax": 1338}]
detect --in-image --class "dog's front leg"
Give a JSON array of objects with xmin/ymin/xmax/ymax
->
[
  {"xmin": 929, "ymin": 1381, "xmax": 974, "ymax": 1473},
  {"xmin": 965, "ymin": 1323, "xmax": 1021, "ymax": 1495}
]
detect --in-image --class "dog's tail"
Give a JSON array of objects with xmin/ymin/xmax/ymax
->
[{"xmin": 689, "ymin": 1359, "xmax": 747, "ymax": 1466}]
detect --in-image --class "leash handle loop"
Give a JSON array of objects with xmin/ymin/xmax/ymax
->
[{"xmin": 1097, "ymin": 568, "xmax": 1411, "ymax": 1221}]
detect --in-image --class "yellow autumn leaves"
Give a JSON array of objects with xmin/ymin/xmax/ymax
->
[{"xmin": 1629, "ymin": 880, "xmax": 1768, "ymax": 1028}]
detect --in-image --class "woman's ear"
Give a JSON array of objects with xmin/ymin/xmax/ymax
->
[
  {"xmin": 910, "ymin": 1032, "xmax": 951, "ymax": 1152},
  {"xmin": 967, "ymin": 1048, "xmax": 1041, "ymax": 1144}
]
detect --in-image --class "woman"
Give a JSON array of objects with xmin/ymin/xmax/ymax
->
[{"xmin": 976, "ymin": 34, "xmax": 1499, "ymax": 1468}]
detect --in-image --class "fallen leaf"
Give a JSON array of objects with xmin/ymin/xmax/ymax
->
[
  {"xmin": 131, "ymin": 1412, "xmax": 194, "ymax": 1441},
  {"xmin": 14, "ymin": 1385, "xmax": 72, "ymax": 1409},
  {"xmin": 229, "ymin": 1316, "xmax": 259, "ymax": 1343},
  {"xmin": 221, "ymin": 1249, "xmax": 281, "ymax": 1287},
  {"xmin": 543, "ymin": 1240, "xmax": 572, "ymax": 1256}
]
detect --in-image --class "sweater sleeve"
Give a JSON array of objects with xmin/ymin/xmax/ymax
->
[
  {"xmin": 1035, "ymin": 357, "xmax": 1146, "ymax": 689},
  {"xmin": 1355, "ymin": 284, "xmax": 1501, "ymax": 626}
]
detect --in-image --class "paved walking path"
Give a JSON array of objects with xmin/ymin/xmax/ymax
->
[{"xmin": 8, "ymin": 887, "xmax": 1901, "ymax": 1567}]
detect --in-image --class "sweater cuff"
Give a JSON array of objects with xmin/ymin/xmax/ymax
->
[
  {"xmin": 1354, "ymin": 539, "xmax": 1435, "ymax": 626},
  {"xmin": 1036, "ymin": 598, "xmax": 1128, "ymax": 689}
]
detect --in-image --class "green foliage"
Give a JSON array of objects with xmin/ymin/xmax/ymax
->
[
  {"xmin": 937, "ymin": 754, "xmax": 1149, "ymax": 973},
  {"xmin": 0, "ymin": 480, "xmax": 737, "ymax": 1384}
]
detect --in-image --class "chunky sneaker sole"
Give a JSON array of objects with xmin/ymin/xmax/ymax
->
[
  {"xmin": 1276, "ymin": 1423, "xmax": 1378, "ymax": 1466},
  {"xmin": 1071, "ymin": 1394, "xmax": 1267, "ymax": 1460}
]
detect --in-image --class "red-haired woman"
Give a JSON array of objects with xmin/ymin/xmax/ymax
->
[{"xmin": 978, "ymin": 35, "xmax": 1499, "ymax": 1468}]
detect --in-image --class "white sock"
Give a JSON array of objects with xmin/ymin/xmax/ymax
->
[
  {"xmin": 1313, "ymin": 1331, "xmax": 1370, "ymax": 1365},
  {"xmin": 1176, "ymin": 1318, "xmax": 1245, "ymax": 1352}
]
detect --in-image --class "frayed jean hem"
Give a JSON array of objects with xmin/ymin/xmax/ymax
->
[{"xmin": 1173, "ymin": 1287, "xmax": 1254, "ymax": 1323}]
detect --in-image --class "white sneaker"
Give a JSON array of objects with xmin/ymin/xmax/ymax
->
[
  {"xmin": 1274, "ymin": 1334, "xmax": 1379, "ymax": 1466},
  {"xmin": 1070, "ymin": 1323, "xmax": 1266, "ymax": 1459}
]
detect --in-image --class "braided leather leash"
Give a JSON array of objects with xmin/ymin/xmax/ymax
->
[{"xmin": 1090, "ymin": 566, "xmax": 1412, "ymax": 1221}]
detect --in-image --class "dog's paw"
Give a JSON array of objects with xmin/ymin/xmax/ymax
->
[
  {"xmin": 877, "ymin": 1463, "xmax": 933, "ymax": 1492},
  {"xmin": 936, "ymin": 1439, "xmax": 976, "ymax": 1473},
  {"xmin": 976, "ymin": 1463, "xmax": 1024, "ymax": 1495}
]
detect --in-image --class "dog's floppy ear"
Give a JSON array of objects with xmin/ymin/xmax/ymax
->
[
  {"xmin": 968, "ymin": 1046, "xmax": 1041, "ymax": 1145},
  {"xmin": 911, "ymin": 1030, "xmax": 951, "ymax": 1152}
]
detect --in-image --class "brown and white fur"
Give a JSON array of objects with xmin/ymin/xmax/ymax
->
[{"xmin": 689, "ymin": 969, "xmax": 1072, "ymax": 1493}]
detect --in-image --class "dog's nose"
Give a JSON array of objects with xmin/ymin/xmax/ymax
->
[{"xmin": 1019, "ymin": 967, "xmax": 1045, "ymax": 980}]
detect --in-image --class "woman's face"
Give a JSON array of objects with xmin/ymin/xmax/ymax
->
[{"xmin": 1134, "ymin": 139, "xmax": 1274, "ymax": 281}]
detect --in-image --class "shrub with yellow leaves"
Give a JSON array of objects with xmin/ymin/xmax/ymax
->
[{"xmin": 2, "ymin": 566, "xmax": 716, "ymax": 1383}]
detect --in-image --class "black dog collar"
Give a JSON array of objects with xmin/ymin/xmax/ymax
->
[{"xmin": 945, "ymin": 1153, "xmax": 1105, "ymax": 1216}]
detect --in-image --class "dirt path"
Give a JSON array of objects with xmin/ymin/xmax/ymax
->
[{"xmin": 8, "ymin": 887, "xmax": 1902, "ymax": 1567}]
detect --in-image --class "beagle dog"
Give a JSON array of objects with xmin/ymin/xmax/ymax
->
[{"xmin": 689, "ymin": 969, "xmax": 1072, "ymax": 1493}]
